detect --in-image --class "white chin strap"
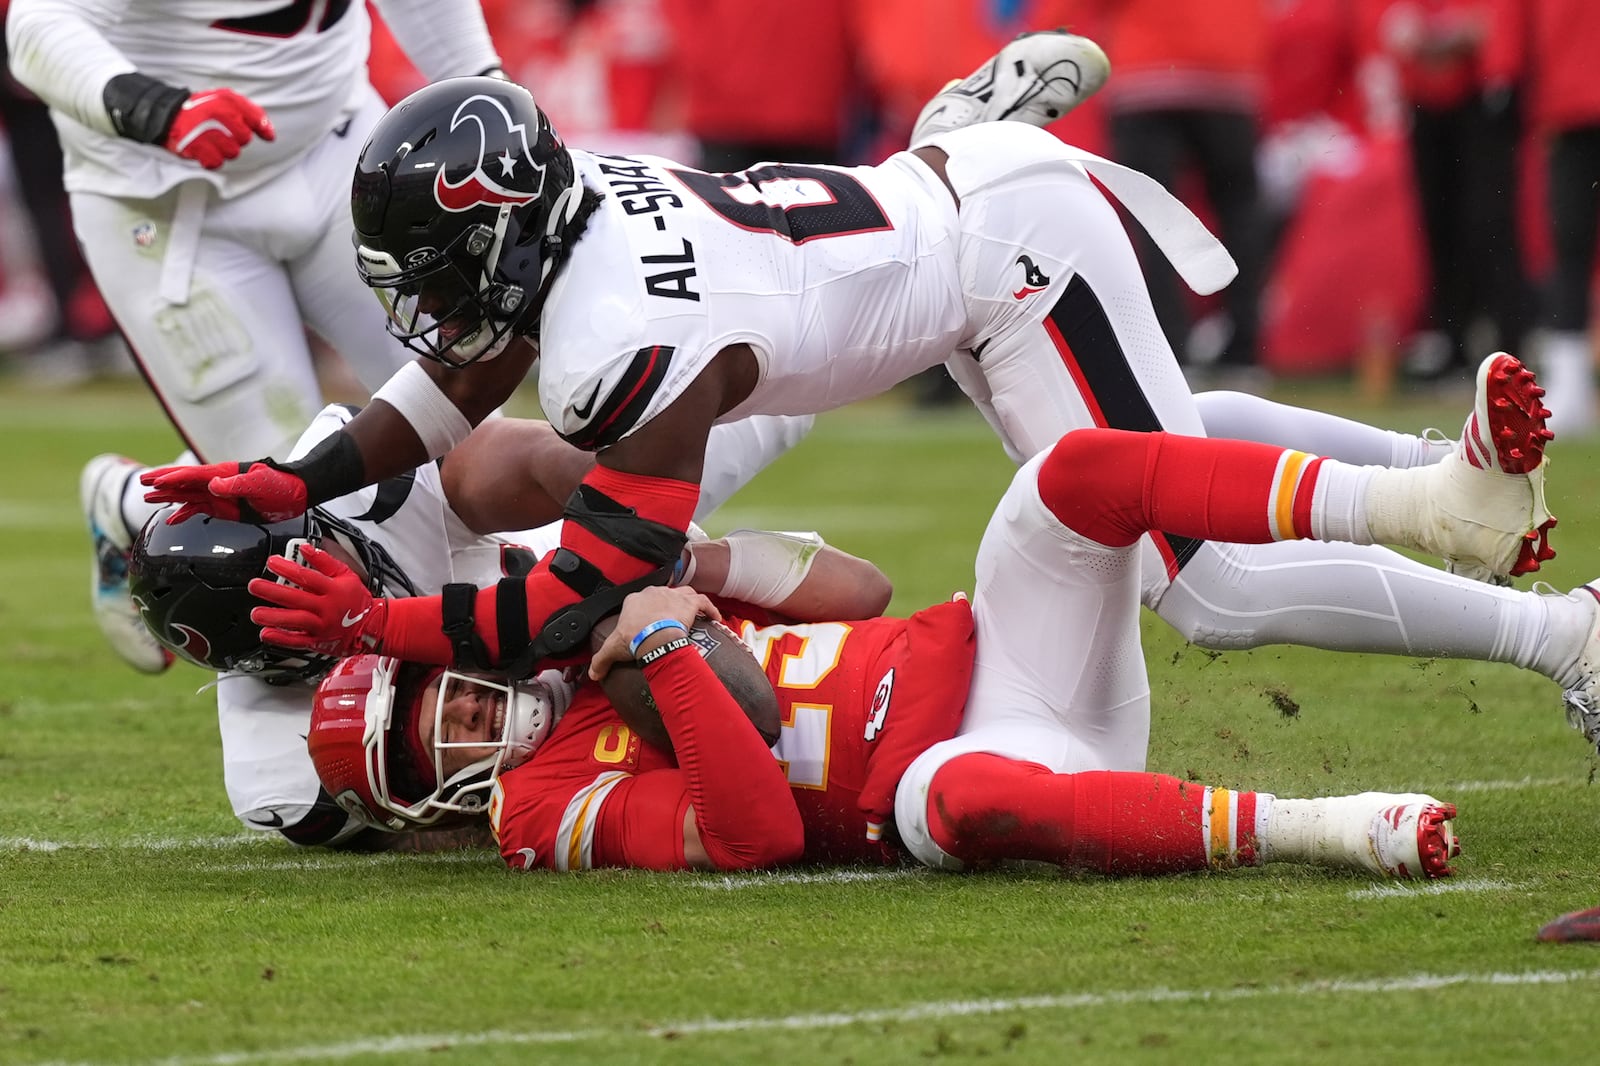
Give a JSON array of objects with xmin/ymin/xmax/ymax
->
[{"xmin": 536, "ymin": 175, "xmax": 584, "ymax": 288}]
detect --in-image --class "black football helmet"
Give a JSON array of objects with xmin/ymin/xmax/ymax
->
[
  {"xmin": 128, "ymin": 507, "xmax": 415, "ymax": 683},
  {"xmin": 351, "ymin": 76, "xmax": 581, "ymax": 367}
]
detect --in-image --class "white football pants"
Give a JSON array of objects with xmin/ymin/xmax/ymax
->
[{"xmin": 70, "ymin": 86, "xmax": 406, "ymax": 463}]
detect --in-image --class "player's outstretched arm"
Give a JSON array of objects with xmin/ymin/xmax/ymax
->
[
  {"xmin": 676, "ymin": 531, "xmax": 893, "ymax": 622},
  {"xmin": 233, "ymin": 349, "xmax": 745, "ymax": 677},
  {"xmin": 141, "ymin": 348, "xmax": 536, "ymax": 523}
]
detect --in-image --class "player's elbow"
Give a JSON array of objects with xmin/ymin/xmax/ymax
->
[{"xmin": 854, "ymin": 563, "xmax": 894, "ymax": 618}]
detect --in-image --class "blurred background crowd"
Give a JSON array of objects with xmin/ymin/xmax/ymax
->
[{"xmin": 2, "ymin": 0, "xmax": 1598, "ymax": 430}]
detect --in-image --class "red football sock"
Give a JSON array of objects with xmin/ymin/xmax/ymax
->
[
  {"xmin": 925, "ymin": 753, "xmax": 1263, "ymax": 873},
  {"xmin": 1036, "ymin": 429, "xmax": 1324, "ymax": 547}
]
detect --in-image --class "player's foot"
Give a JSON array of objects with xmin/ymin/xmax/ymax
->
[
  {"xmin": 1414, "ymin": 353, "xmax": 1556, "ymax": 582},
  {"xmin": 80, "ymin": 453, "xmax": 172, "ymax": 674},
  {"xmin": 1560, "ymin": 583, "xmax": 1600, "ymax": 753},
  {"xmin": 1317, "ymin": 792, "xmax": 1460, "ymax": 880},
  {"xmin": 910, "ymin": 30, "xmax": 1110, "ymax": 145}
]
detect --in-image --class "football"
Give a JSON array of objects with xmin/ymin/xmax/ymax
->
[{"xmin": 599, "ymin": 617, "xmax": 780, "ymax": 753}]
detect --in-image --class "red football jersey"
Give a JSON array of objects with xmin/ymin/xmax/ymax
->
[{"xmin": 487, "ymin": 599, "xmax": 975, "ymax": 871}]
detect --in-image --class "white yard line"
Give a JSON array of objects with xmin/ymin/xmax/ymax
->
[
  {"xmin": 193, "ymin": 852, "xmax": 489, "ymax": 873},
  {"xmin": 0, "ymin": 501, "xmax": 79, "ymax": 530},
  {"xmin": 0, "ymin": 834, "xmax": 269, "ymax": 853},
  {"xmin": 1347, "ymin": 877, "xmax": 1526, "ymax": 900},
  {"xmin": 42, "ymin": 967, "xmax": 1600, "ymax": 1066},
  {"xmin": 697, "ymin": 868, "xmax": 925, "ymax": 890},
  {"xmin": 1428, "ymin": 776, "xmax": 1591, "ymax": 793}
]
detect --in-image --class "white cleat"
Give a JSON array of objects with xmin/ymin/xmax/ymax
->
[
  {"xmin": 80, "ymin": 453, "xmax": 172, "ymax": 674},
  {"xmin": 1561, "ymin": 583, "xmax": 1600, "ymax": 753},
  {"xmin": 1379, "ymin": 353, "xmax": 1555, "ymax": 583},
  {"xmin": 1443, "ymin": 352, "xmax": 1557, "ymax": 582},
  {"xmin": 910, "ymin": 29, "xmax": 1111, "ymax": 145},
  {"xmin": 1317, "ymin": 792, "xmax": 1461, "ymax": 880}
]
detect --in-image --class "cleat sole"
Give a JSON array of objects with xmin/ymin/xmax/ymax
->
[
  {"xmin": 1481, "ymin": 353, "xmax": 1553, "ymax": 474},
  {"xmin": 1510, "ymin": 516, "xmax": 1558, "ymax": 576},
  {"xmin": 1415, "ymin": 803, "xmax": 1459, "ymax": 880}
]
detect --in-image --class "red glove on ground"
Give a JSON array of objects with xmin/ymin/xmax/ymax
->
[
  {"xmin": 247, "ymin": 546, "xmax": 388, "ymax": 657},
  {"xmin": 141, "ymin": 461, "xmax": 308, "ymax": 525},
  {"xmin": 165, "ymin": 89, "xmax": 275, "ymax": 169}
]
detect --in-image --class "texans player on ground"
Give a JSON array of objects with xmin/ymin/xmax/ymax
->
[{"xmin": 125, "ymin": 406, "xmax": 813, "ymax": 848}]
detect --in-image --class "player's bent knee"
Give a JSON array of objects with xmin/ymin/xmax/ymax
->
[
  {"xmin": 893, "ymin": 743, "xmax": 972, "ymax": 871},
  {"xmin": 1036, "ymin": 429, "xmax": 1155, "ymax": 547},
  {"xmin": 922, "ymin": 752, "xmax": 1051, "ymax": 868}
]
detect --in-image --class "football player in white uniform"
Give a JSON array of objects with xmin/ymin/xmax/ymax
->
[
  {"xmin": 125, "ymin": 408, "xmax": 814, "ymax": 847},
  {"xmin": 5, "ymin": 0, "xmax": 515, "ymax": 674},
  {"xmin": 142, "ymin": 37, "xmax": 1579, "ymax": 744}
]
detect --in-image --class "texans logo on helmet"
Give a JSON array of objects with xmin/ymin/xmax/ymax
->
[
  {"xmin": 434, "ymin": 95, "xmax": 546, "ymax": 214},
  {"xmin": 171, "ymin": 622, "xmax": 212, "ymax": 663}
]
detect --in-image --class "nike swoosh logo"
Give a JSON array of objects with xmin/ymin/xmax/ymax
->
[
  {"xmin": 247, "ymin": 811, "xmax": 286, "ymax": 828},
  {"xmin": 1012, "ymin": 286, "xmax": 1046, "ymax": 300},
  {"xmin": 571, "ymin": 381, "xmax": 603, "ymax": 421},
  {"xmin": 341, "ymin": 607, "xmax": 370, "ymax": 628}
]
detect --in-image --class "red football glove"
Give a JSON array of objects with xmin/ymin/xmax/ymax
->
[
  {"xmin": 141, "ymin": 461, "xmax": 309, "ymax": 525},
  {"xmin": 164, "ymin": 89, "xmax": 275, "ymax": 170},
  {"xmin": 247, "ymin": 546, "xmax": 389, "ymax": 657}
]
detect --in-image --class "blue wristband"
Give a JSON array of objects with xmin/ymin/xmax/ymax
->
[{"xmin": 628, "ymin": 618, "xmax": 688, "ymax": 658}]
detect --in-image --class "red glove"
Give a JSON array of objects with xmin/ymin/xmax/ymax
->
[
  {"xmin": 247, "ymin": 546, "xmax": 389, "ymax": 657},
  {"xmin": 141, "ymin": 461, "xmax": 308, "ymax": 525},
  {"xmin": 164, "ymin": 89, "xmax": 275, "ymax": 170}
]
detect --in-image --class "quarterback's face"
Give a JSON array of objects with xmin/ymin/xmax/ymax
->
[
  {"xmin": 413, "ymin": 671, "xmax": 559, "ymax": 783},
  {"xmin": 417, "ymin": 674, "xmax": 502, "ymax": 780}
]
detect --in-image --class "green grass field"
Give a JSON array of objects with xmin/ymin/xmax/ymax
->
[{"xmin": 4, "ymin": 377, "xmax": 1600, "ymax": 1065}]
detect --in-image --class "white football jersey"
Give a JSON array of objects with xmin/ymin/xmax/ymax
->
[
  {"xmin": 20, "ymin": 0, "xmax": 372, "ymax": 199},
  {"xmin": 217, "ymin": 404, "xmax": 562, "ymax": 841},
  {"xmin": 538, "ymin": 149, "xmax": 967, "ymax": 448}
]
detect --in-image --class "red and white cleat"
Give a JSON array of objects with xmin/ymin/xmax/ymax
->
[
  {"xmin": 1444, "ymin": 353, "xmax": 1557, "ymax": 582},
  {"xmin": 1313, "ymin": 792, "xmax": 1461, "ymax": 879},
  {"xmin": 1460, "ymin": 351, "xmax": 1555, "ymax": 475}
]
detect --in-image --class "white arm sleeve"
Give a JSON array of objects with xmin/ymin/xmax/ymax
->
[
  {"xmin": 718, "ymin": 529, "xmax": 825, "ymax": 607},
  {"xmin": 6, "ymin": 0, "xmax": 137, "ymax": 136},
  {"xmin": 372, "ymin": 0, "xmax": 501, "ymax": 81}
]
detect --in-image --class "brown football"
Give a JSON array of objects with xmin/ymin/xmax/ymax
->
[{"xmin": 598, "ymin": 618, "xmax": 779, "ymax": 753}]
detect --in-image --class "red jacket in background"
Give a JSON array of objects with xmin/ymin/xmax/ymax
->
[
  {"xmin": 1087, "ymin": 0, "xmax": 1267, "ymax": 113},
  {"xmin": 1360, "ymin": 0, "xmax": 1492, "ymax": 110},
  {"xmin": 660, "ymin": 0, "xmax": 856, "ymax": 149},
  {"xmin": 1482, "ymin": 0, "xmax": 1600, "ymax": 133}
]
